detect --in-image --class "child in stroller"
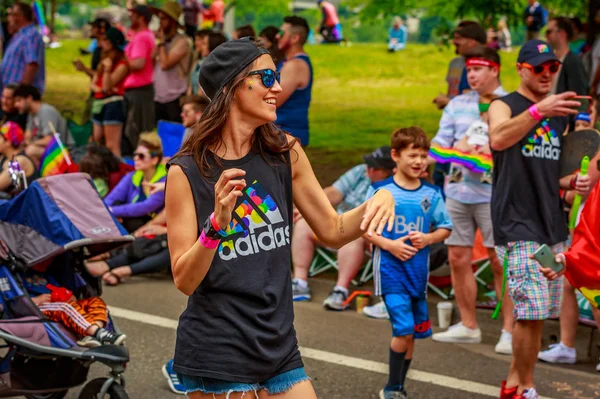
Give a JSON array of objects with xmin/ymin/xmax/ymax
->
[{"xmin": 22, "ymin": 262, "xmax": 126, "ymax": 348}]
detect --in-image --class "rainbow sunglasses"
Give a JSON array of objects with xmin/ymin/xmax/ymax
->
[{"xmin": 248, "ymin": 69, "xmax": 280, "ymax": 89}]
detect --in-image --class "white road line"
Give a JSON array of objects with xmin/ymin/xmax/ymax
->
[
  {"xmin": 110, "ymin": 307, "xmax": 178, "ymax": 329},
  {"xmin": 109, "ymin": 306, "xmax": 556, "ymax": 399}
]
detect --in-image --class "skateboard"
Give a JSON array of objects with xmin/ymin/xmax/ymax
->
[{"xmin": 560, "ymin": 129, "xmax": 600, "ymax": 177}]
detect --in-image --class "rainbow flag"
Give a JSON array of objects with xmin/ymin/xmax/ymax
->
[
  {"xmin": 32, "ymin": 0, "xmax": 49, "ymax": 37},
  {"xmin": 429, "ymin": 147, "xmax": 493, "ymax": 173},
  {"xmin": 39, "ymin": 134, "xmax": 72, "ymax": 177}
]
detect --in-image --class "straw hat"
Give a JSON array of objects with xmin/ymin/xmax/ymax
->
[{"xmin": 150, "ymin": 1, "xmax": 183, "ymax": 29}]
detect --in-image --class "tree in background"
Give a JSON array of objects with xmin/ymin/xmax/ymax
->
[{"xmin": 349, "ymin": 0, "xmax": 593, "ymax": 45}]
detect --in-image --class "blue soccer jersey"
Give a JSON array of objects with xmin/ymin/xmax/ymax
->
[{"xmin": 367, "ymin": 177, "xmax": 453, "ymax": 298}]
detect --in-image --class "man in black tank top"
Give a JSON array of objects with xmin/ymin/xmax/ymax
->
[{"xmin": 488, "ymin": 40, "xmax": 591, "ymax": 399}]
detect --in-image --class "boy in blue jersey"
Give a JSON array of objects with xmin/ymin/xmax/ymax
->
[{"xmin": 366, "ymin": 127, "xmax": 453, "ymax": 399}]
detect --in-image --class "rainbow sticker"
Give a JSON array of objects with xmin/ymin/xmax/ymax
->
[{"xmin": 537, "ymin": 44, "xmax": 549, "ymax": 53}]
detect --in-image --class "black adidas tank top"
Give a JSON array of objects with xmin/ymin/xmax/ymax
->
[{"xmin": 166, "ymin": 140, "xmax": 303, "ymax": 382}]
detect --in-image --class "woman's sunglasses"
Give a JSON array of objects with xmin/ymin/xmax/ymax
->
[
  {"xmin": 133, "ymin": 152, "xmax": 157, "ymax": 161},
  {"xmin": 520, "ymin": 61, "xmax": 560, "ymax": 75},
  {"xmin": 248, "ymin": 69, "xmax": 281, "ymax": 89}
]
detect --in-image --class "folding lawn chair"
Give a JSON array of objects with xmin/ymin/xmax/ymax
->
[
  {"xmin": 64, "ymin": 110, "xmax": 92, "ymax": 148},
  {"xmin": 428, "ymin": 231, "xmax": 491, "ymax": 300},
  {"xmin": 308, "ymin": 244, "xmax": 373, "ymax": 286},
  {"xmin": 157, "ymin": 120, "xmax": 186, "ymax": 158},
  {"xmin": 428, "ymin": 242, "xmax": 452, "ymax": 299},
  {"xmin": 471, "ymin": 230, "xmax": 491, "ymax": 290}
]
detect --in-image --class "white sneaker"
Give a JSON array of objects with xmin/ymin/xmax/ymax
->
[
  {"xmin": 521, "ymin": 387, "xmax": 539, "ymax": 399},
  {"xmin": 537, "ymin": 342, "xmax": 576, "ymax": 364},
  {"xmin": 431, "ymin": 322, "xmax": 482, "ymax": 344},
  {"xmin": 596, "ymin": 359, "xmax": 600, "ymax": 372},
  {"xmin": 363, "ymin": 301, "xmax": 389, "ymax": 319},
  {"xmin": 494, "ymin": 330, "xmax": 512, "ymax": 355}
]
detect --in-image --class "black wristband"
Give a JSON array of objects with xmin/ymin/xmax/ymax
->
[{"xmin": 203, "ymin": 216, "xmax": 222, "ymax": 240}]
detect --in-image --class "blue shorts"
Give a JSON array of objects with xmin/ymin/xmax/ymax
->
[
  {"xmin": 178, "ymin": 367, "xmax": 309, "ymax": 396},
  {"xmin": 384, "ymin": 293, "xmax": 432, "ymax": 339},
  {"xmin": 92, "ymin": 99, "xmax": 126, "ymax": 126}
]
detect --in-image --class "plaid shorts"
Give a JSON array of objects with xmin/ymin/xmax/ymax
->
[{"xmin": 496, "ymin": 241, "xmax": 566, "ymax": 321}]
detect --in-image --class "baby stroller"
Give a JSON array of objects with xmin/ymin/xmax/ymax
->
[{"xmin": 0, "ymin": 173, "xmax": 134, "ymax": 398}]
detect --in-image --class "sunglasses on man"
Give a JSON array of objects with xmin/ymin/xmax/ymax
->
[
  {"xmin": 247, "ymin": 69, "xmax": 281, "ymax": 89},
  {"xmin": 519, "ymin": 61, "xmax": 560, "ymax": 75}
]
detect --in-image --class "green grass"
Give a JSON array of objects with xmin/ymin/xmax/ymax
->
[
  {"xmin": 45, "ymin": 40, "xmax": 92, "ymax": 119},
  {"xmin": 308, "ymin": 43, "xmax": 520, "ymax": 149},
  {"xmin": 46, "ymin": 41, "xmax": 521, "ymax": 184}
]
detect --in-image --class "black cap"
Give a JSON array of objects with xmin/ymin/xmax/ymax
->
[
  {"xmin": 455, "ymin": 23, "xmax": 487, "ymax": 45},
  {"xmin": 199, "ymin": 37, "xmax": 268, "ymax": 101},
  {"xmin": 129, "ymin": 5, "xmax": 153, "ymax": 23},
  {"xmin": 363, "ymin": 146, "xmax": 395, "ymax": 170},
  {"xmin": 89, "ymin": 17, "xmax": 111, "ymax": 29},
  {"xmin": 517, "ymin": 39, "xmax": 559, "ymax": 67},
  {"xmin": 105, "ymin": 27, "xmax": 126, "ymax": 51}
]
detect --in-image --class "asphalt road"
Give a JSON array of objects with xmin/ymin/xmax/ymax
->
[{"xmin": 54, "ymin": 275, "xmax": 600, "ymax": 399}]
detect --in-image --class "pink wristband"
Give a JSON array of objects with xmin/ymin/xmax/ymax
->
[
  {"xmin": 528, "ymin": 104, "xmax": 543, "ymax": 122},
  {"xmin": 199, "ymin": 230, "xmax": 219, "ymax": 249}
]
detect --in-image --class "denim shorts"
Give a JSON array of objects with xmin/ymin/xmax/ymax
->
[
  {"xmin": 384, "ymin": 293, "xmax": 432, "ymax": 339},
  {"xmin": 92, "ymin": 99, "xmax": 125, "ymax": 126},
  {"xmin": 178, "ymin": 367, "xmax": 309, "ymax": 396}
]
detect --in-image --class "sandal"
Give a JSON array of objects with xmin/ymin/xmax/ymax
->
[{"xmin": 102, "ymin": 271, "xmax": 121, "ymax": 286}]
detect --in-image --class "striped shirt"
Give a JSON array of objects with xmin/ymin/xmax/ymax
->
[
  {"xmin": 332, "ymin": 164, "xmax": 371, "ymax": 214},
  {"xmin": 431, "ymin": 86, "xmax": 507, "ymax": 204},
  {"xmin": 1, "ymin": 24, "xmax": 45, "ymax": 93}
]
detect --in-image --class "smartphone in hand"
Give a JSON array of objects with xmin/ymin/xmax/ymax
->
[
  {"xmin": 572, "ymin": 96, "xmax": 592, "ymax": 114},
  {"xmin": 533, "ymin": 244, "xmax": 564, "ymax": 273}
]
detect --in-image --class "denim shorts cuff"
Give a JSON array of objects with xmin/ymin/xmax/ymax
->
[
  {"xmin": 102, "ymin": 120, "xmax": 125, "ymax": 126},
  {"xmin": 264, "ymin": 375, "xmax": 311, "ymax": 395},
  {"xmin": 185, "ymin": 387, "xmax": 206, "ymax": 395},
  {"xmin": 186, "ymin": 387, "xmax": 258, "ymax": 396}
]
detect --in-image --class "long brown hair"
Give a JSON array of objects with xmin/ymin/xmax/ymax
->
[
  {"xmin": 178, "ymin": 48, "xmax": 296, "ymax": 178},
  {"xmin": 97, "ymin": 46, "xmax": 125, "ymax": 77}
]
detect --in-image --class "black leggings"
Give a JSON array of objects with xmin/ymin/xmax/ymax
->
[{"xmin": 106, "ymin": 248, "xmax": 171, "ymax": 276}]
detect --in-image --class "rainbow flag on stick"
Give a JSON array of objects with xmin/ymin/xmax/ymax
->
[
  {"xmin": 32, "ymin": 0, "xmax": 50, "ymax": 37},
  {"xmin": 39, "ymin": 122, "xmax": 72, "ymax": 177},
  {"xmin": 429, "ymin": 147, "xmax": 493, "ymax": 173}
]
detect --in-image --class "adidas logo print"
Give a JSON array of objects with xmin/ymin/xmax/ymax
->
[{"xmin": 218, "ymin": 181, "xmax": 290, "ymax": 261}]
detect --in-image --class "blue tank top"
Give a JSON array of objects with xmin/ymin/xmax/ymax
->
[{"xmin": 276, "ymin": 54, "xmax": 313, "ymax": 146}]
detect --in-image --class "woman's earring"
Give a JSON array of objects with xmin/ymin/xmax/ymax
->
[{"xmin": 248, "ymin": 80, "xmax": 253, "ymax": 90}]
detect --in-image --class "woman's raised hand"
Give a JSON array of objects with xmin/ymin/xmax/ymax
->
[
  {"xmin": 361, "ymin": 189, "xmax": 395, "ymax": 236},
  {"xmin": 214, "ymin": 169, "xmax": 246, "ymax": 229}
]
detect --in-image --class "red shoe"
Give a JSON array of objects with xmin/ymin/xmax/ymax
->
[{"xmin": 500, "ymin": 380, "xmax": 518, "ymax": 399}]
